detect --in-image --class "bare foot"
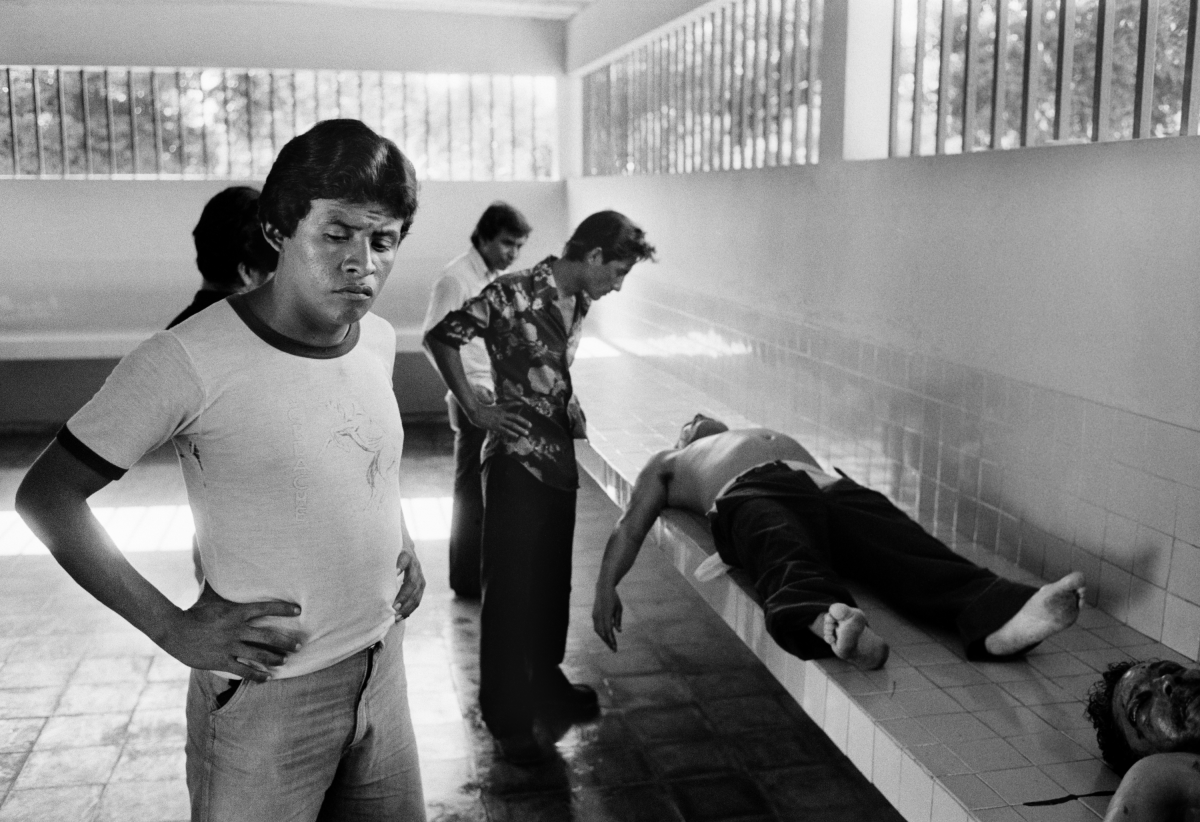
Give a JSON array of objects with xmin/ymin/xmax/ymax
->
[
  {"xmin": 984, "ymin": 572, "xmax": 1085, "ymax": 657},
  {"xmin": 815, "ymin": 603, "xmax": 890, "ymax": 670}
]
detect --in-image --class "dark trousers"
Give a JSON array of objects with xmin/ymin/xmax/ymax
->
[
  {"xmin": 713, "ymin": 465, "xmax": 1037, "ymax": 661},
  {"xmin": 478, "ymin": 452, "xmax": 577, "ymax": 738},
  {"xmin": 447, "ymin": 396, "xmax": 486, "ymax": 597}
]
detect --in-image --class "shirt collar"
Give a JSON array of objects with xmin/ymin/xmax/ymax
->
[{"xmin": 467, "ymin": 246, "xmax": 495, "ymax": 279}]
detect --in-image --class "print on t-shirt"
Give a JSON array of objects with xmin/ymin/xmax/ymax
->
[{"xmin": 324, "ymin": 398, "xmax": 400, "ymax": 506}]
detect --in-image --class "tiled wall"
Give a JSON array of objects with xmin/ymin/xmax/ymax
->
[{"xmin": 588, "ymin": 284, "xmax": 1200, "ymax": 661}]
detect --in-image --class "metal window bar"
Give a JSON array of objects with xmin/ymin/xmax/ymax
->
[
  {"xmin": 151, "ymin": 70, "xmax": 163, "ymax": 174},
  {"xmin": 174, "ymin": 71, "xmax": 185, "ymax": 176},
  {"xmin": 991, "ymin": 0, "xmax": 1010, "ymax": 149},
  {"xmin": 57, "ymin": 68, "xmax": 68, "ymax": 176},
  {"xmin": 890, "ymin": 0, "xmax": 904, "ymax": 155},
  {"xmin": 6, "ymin": 68, "xmax": 18, "ymax": 174},
  {"xmin": 936, "ymin": 0, "xmax": 954, "ymax": 152},
  {"xmin": 796, "ymin": 0, "xmax": 811, "ymax": 163},
  {"xmin": 1054, "ymin": 0, "xmax": 1076, "ymax": 139},
  {"xmin": 742, "ymin": 0, "xmax": 756, "ymax": 168},
  {"xmin": 1183, "ymin": 0, "xmax": 1200, "ymax": 135},
  {"xmin": 913, "ymin": 0, "xmax": 929, "ymax": 156},
  {"xmin": 1093, "ymin": 0, "xmax": 1114, "ymax": 141},
  {"xmin": 1021, "ymin": 0, "xmax": 1044, "ymax": 146},
  {"xmin": 129, "ymin": 69, "xmax": 139, "ymax": 174},
  {"xmin": 773, "ymin": 0, "xmax": 787, "ymax": 165},
  {"xmin": 1133, "ymin": 0, "xmax": 1159, "ymax": 138},
  {"xmin": 963, "ymin": 0, "xmax": 981, "ymax": 151},
  {"xmin": 222, "ymin": 71, "xmax": 233, "ymax": 176},
  {"xmin": 104, "ymin": 70, "xmax": 116, "ymax": 172},
  {"xmin": 32, "ymin": 68, "xmax": 44, "ymax": 175},
  {"xmin": 81, "ymin": 69, "xmax": 92, "ymax": 175},
  {"xmin": 806, "ymin": 0, "xmax": 821, "ymax": 163},
  {"xmin": 755, "ymin": 0, "xmax": 769, "ymax": 167}
]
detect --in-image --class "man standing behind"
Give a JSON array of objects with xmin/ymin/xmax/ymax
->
[
  {"xmin": 17, "ymin": 120, "xmax": 427, "ymax": 821},
  {"xmin": 422, "ymin": 202, "xmax": 530, "ymax": 598},
  {"xmin": 168, "ymin": 185, "xmax": 277, "ymax": 329},
  {"xmin": 425, "ymin": 211, "xmax": 654, "ymax": 764}
]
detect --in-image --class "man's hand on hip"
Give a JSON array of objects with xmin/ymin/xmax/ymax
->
[{"xmin": 162, "ymin": 583, "xmax": 303, "ymax": 682}]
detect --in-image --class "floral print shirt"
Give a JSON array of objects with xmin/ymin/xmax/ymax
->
[{"xmin": 427, "ymin": 256, "xmax": 590, "ymax": 490}]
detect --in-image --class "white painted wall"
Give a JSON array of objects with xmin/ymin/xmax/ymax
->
[
  {"xmin": 3, "ymin": 2, "xmax": 564, "ymax": 74},
  {"xmin": 568, "ymin": 136, "xmax": 1200, "ymax": 430},
  {"xmin": 0, "ymin": 179, "xmax": 568, "ymax": 350}
]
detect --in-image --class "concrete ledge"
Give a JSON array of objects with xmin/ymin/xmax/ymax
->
[
  {"xmin": 0, "ymin": 326, "xmax": 427, "ymax": 360},
  {"xmin": 572, "ymin": 352, "xmax": 1185, "ymax": 822}
]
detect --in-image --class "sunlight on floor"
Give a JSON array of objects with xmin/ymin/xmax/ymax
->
[{"xmin": 0, "ymin": 497, "xmax": 453, "ymax": 555}]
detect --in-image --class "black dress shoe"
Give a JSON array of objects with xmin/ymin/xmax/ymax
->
[
  {"xmin": 541, "ymin": 683, "xmax": 600, "ymax": 723},
  {"xmin": 494, "ymin": 731, "xmax": 547, "ymax": 766}
]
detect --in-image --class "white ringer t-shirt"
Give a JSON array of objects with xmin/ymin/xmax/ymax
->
[{"xmin": 60, "ymin": 297, "xmax": 405, "ymax": 679}]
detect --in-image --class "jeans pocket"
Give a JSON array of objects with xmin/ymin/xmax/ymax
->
[{"xmin": 205, "ymin": 672, "xmax": 249, "ymax": 716}]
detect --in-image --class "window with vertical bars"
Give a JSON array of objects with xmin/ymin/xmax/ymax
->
[
  {"xmin": 582, "ymin": 0, "xmax": 823, "ymax": 176},
  {"xmin": 892, "ymin": 0, "xmax": 1200, "ymax": 155},
  {"xmin": 0, "ymin": 67, "xmax": 558, "ymax": 180}
]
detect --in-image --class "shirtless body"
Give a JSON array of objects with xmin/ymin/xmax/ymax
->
[{"xmin": 592, "ymin": 416, "xmax": 1085, "ymax": 670}]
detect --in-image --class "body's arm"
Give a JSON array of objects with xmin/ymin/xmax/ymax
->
[
  {"xmin": 592, "ymin": 451, "xmax": 674, "ymax": 650},
  {"xmin": 424, "ymin": 335, "xmax": 528, "ymax": 439},
  {"xmin": 16, "ymin": 441, "xmax": 301, "ymax": 681},
  {"xmin": 1104, "ymin": 754, "xmax": 1200, "ymax": 822}
]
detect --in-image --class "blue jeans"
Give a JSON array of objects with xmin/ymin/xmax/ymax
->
[{"xmin": 185, "ymin": 620, "xmax": 425, "ymax": 821}]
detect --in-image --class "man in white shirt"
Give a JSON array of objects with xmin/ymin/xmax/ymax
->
[
  {"xmin": 422, "ymin": 202, "xmax": 530, "ymax": 598},
  {"xmin": 17, "ymin": 119, "xmax": 428, "ymax": 821}
]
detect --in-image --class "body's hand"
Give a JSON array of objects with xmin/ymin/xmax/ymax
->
[
  {"xmin": 468, "ymin": 401, "xmax": 531, "ymax": 439},
  {"xmin": 592, "ymin": 581, "xmax": 623, "ymax": 652},
  {"xmin": 393, "ymin": 547, "xmax": 426, "ymax": 620},
  {"xmin": 162, "ymin": 584, "xmax": 302, "ymax": 681}
]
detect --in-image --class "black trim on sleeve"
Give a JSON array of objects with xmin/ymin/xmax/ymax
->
[
  {"xmin": 228, "ymin": 294, "xmax": 360, "ymax": 359},
  {"xmin": 56, "ymin": 425, "xmax": 128, "ymax": 481}
]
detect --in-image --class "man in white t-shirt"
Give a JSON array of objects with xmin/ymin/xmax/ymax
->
[
  {"xmin": 17, "ymin": 119, "xmax": 428, "ymax": 822},
  {"xmin": 422, "ymin": 202, "xmax": 530, "ymax": 598}
]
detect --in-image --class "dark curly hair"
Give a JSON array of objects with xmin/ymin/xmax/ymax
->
[{"xmin": 1084, "ymin": 660, "xmax": 1140, "ymax": 775}]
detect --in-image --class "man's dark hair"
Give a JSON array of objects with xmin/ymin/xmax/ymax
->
[
  {"xmin": 1085, "ymin": 660, "xmax": 1139, "ymax": 775},
  {"xmin": 259, "ymin": 119, "xmax": 418, "ymax": 239},
  {"xmin": 562, "ymin": 210, "xmax": 656, "ymax": 264},
  {"xmin": 471, "ymin": 201, "xmax": 531, "ymax": 248},
  {"xmin": 192, "ymin": 186, "xmax": 278, "ymax": 290}
]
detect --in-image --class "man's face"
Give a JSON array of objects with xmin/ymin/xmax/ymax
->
[
  {"xmin": 1113, "ymin": 660, "xmax": 1200, "ymax": 757},
  {"xmin": 580, "ymin": 254, "xmax": 635, "ymax": 301},
  {"xmin": 270, "ymin": 199, "xmax": 404, "ymax": 333},
  {"xmin": 477, "ymin": 229, "xmax": 527, "ymax": 272}
]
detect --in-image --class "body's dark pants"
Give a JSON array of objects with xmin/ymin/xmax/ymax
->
[
  {"xmin": 447, "ymin": 396, "xmax": 487, "ymax": 598},
  {"xmin": 710, "ymin": 464, "xmax": 1037, "ymax": 661},
  {"xmin": 478, "ymin": 452, "xmax": 577, "ymax": 738}
]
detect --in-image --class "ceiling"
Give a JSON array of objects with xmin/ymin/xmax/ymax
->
[{"xmin": 0, "ymin": 0, "xmax": 598, "ymax": 19}]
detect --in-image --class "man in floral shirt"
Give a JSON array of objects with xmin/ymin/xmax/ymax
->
[{"xmin": 426, "ymin": 211, "xmax": 654, "ymax": 764}]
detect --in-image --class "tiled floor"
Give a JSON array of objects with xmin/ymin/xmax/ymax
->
[
  {"xmin": 0, "ymin": 427, "xmax": 901, "ymax": 822},
  {"xmin": 569, "ymin": 351, "xmax": 1197, "ymax": 822}
]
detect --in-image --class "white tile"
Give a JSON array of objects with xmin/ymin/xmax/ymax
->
[
  {"xmin": 1126, "ymin": 578, "xmax": 1167, "ymax": 641},
  {"xmin": 1162, "ymin": 594, "xmax": 1200, "ymax": 660},
  {"xmin": 846, "ymin": 703, "xmax": 875, "ymax": 779},
  {"xmin": 824, "ymin": 685, "xmax": 850, "ymax": 752},
  {"xmin": 1168, "ymin": 540, "xmax": 1200, "ymax": 605},
  {"xmin": 930, "ymin": 783, "xmax": 969, "ymax": 822},
  {"xmin": 802, "ymin": 662, "xmax": 827, "ymax": 726},
  {"xmin": 897, "ymin": 754, "xmax": 934, "ymax": 822},
  {"xmin": 872, "ymin": 730, "xmax": 903, "ymax": 807}
]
